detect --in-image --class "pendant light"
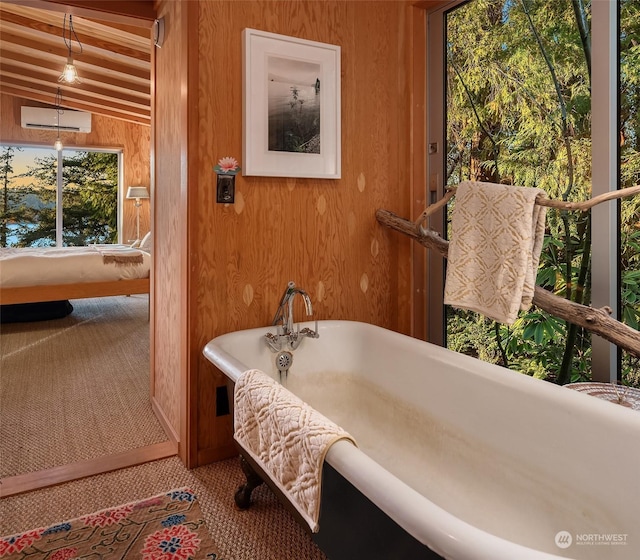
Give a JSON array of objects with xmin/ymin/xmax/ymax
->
[{"xmin": 58, "ymin": 14, "xmax": 82, "ymax": 84}]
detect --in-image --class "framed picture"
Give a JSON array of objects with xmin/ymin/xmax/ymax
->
[{"xmin": 242, "ymin": 28, "xmax": 341, "ymax": 179}]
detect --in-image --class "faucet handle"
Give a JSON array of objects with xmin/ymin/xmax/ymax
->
[{"xmin": 299, "ymin": 320, "xmax": 320, "ymax": 339}]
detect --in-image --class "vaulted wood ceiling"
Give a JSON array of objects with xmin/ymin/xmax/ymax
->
[{"xmin": 0, "ymin": 1, "xmax": 154, "ymax": 126}]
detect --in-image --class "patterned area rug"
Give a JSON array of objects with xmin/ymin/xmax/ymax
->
[{"xmin": 0, "ymin": 488, "xmax": 219, "ymax": 560}]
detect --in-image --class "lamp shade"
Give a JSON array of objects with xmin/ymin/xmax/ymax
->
[
  {"xmin": 59, "ymin": 57, "xmax": 80, "ymax": 84},
  {"xmin": 126, "ymin": 186, "xmax": 149, "ymax": 199}
]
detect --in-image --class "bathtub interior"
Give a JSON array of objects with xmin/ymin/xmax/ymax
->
[{"xmin": 207, "ymin": 320, "xmax": 640, "ymax": 559}]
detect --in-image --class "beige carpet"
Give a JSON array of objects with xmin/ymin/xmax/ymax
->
[
  {"xmin": 0, "ymin": 295, "xmax": 168, "ymax": 478},
  {"xmin": 0, "ymin": 455, "xmax": 328, "ymax": 560}
]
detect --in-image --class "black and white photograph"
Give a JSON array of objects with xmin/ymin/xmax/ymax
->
[
  {"xmin": 268, "ymin": 56, "xmax": 321, "ymax": 154},
  {"xmin": 242, "ymin": 28, "xmax": 340, "ymax": 179}
]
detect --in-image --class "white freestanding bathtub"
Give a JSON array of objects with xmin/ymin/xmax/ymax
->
[{"xmin": 203, "ymin": 320, "xmax": 640, "ymax": 560}]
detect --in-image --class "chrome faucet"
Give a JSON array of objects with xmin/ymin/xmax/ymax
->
[{"xmin": 265, "ymin": 281, "xmax": 319, "ymax": 352}]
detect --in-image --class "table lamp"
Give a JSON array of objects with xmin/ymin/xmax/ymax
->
[{"xmin": 126, "ymin": 186, "xmax": 149, "ymax": 243}]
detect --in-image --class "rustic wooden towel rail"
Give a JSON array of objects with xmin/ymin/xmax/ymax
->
[
  {"xmin": 414, "ymin": 184, "xmax": 640, "ymax": 230},
  {"xmin": 376, "ymin": 185, "xmax": 640, "ymax": 359}
]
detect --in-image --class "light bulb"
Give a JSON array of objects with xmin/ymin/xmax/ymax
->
[
  {"xmin": 59, "ymin": 57, "xmax": 80, "ymax": 84},
  {"xmin": 54, "ymin": 138, "xmax": 63, "ymax": 151}
]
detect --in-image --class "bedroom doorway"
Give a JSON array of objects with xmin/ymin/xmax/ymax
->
[
  {"xmin": 0, "ymin": 294, "xmax": 168, "ymax": 488},
  {"xmin": 0, "ymin": 0, "xmax": 172, "ymax": 494}
]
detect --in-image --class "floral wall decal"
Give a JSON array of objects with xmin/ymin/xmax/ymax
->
[
  {"xmin": 214, "ymin": 157, "xmax": 240, "ymax": 203},
  {"xmin": 214, "ymin": 156, "xmax": 241, "ymax": 175}
]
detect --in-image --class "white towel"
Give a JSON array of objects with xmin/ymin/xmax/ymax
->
[
  {"xmin": 234, "ymin": 369, "xmax": 356, "ymax": 532},
  {"xmin": 444, "ymin": 181, "xmax": 547, "ymax": 324},
  {"xmin": 94, "ymin": 246, "xmax": 145, "ymax": 266}
]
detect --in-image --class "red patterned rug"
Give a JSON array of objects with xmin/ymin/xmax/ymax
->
[{"xmin": 0, "ymin": 488, "xmax": 219, "ymax": 560}]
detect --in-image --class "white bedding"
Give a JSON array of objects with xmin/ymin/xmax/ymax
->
[{"xmin": 0, "ymin": 245, "xmax": 151, "ymax": 288}]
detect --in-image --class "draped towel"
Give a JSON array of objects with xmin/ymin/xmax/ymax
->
[
  {"xmin": 94, "ymin": 246, "xmax": 144, "ymax": 267},
  {"xmin": 234, "ymin": 369, "xmax": 356, "ymax": 532},
  {"xmin": 444, "ymin": 181, "xmax": 547, "ymax": 325}
]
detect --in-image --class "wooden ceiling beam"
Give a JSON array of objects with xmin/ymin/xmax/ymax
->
[
  {"xmin": 0, "ymin": 8, "xmax": 150, "ymax": 61},
  {"xmin": 83, "ymin": 16, "xmax": 151, "ymax": 39},
  {"xmin": 0, "ymin": 31, "xmax": 150, "ymax": 80},
  {"xmin": 7, "ymin": 0, "xmax": 156, "ymax": 28},
  {"xmin": 1, "ymin": 3, "xmax": 151, "ymax": 43},
  {"xmin": 0, "ymin": 62, "xmax": 150, "ymax": 108},
  {"xmin": 2, "ymin": 86, "xmax": 150, "ymax": 126},
  {"xmin": 1, "ymin": 76, "xmax": 151, "ymax": 121},
  {"xmin": 0, "ymin": 48, "xmax": 150, "ymax": 95},
  {"xmin": 1, "ymin": 2, "xmax": 152, "ymax": 127}
]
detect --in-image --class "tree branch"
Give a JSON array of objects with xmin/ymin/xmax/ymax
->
[
  {"xmin": 449, "ymin": 53, "xmax": 499, "ymax": 178},
  {"xmin": 376, "ymin": 208, "xmax": 640, "ymax": 359},
  {"xmin": 571, "ymin": 0, "xmax": 592, "ymax": 83},
  {"xmin": 415, "ymin": 184, "xmax": 640, "ymax": 228}
]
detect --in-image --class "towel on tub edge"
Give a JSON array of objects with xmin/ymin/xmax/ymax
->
[
  {"xmin": 444, "ymin": 180, "xmax": 547, "ymax": 325},
  {"xmin": 233, "ymin": 368, "xmax": 357, "ymax": 533}
]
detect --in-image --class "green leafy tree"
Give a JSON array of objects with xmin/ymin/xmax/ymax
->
[
  {"xmin": 620, "ymin": 0, "xmax": 640, "ymax": 382},
  {"xmin": 443, "ymin": 0, "xmax": 638, "ymax": 384},
  {"xmin": 19, "ymin": 151, "xmax": 118, "ymax": 246},
  {"xmin": 0, "ymin": 146, "xmax": 22, "ymax": 247}
]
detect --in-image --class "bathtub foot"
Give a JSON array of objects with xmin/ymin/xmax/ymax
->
[{"xmin": 235, "ymin": 455, "xmax": 264, "ymax": 509}]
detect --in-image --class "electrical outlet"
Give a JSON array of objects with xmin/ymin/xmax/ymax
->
[{"xmin": 216, "ymin": 174, "xmax": 235, "ymax": 204}]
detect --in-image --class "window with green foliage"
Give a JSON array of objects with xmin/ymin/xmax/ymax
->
[
  {"xmin": 431, "ymin": 0, "xmax": 639, "ymax": 386},
  {"xmin": 0, "ymin": 146, "xmax": 120, "ymax": 247},
  {"xmin": 620, "ymin": 0, "xmax": 640, "ymax": 385}
]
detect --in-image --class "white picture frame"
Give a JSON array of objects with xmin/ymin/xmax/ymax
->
[{"xmin": 242, "ymin": 28, "xmax": 341, "ymax": 179}]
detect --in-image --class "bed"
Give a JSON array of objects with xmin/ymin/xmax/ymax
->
[{"xmin": 0, "ymin": 244, "xmax": 151, "ymax": 305}]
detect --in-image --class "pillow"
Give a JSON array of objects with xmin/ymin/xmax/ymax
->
[{"xmin": 139, "ymin": 230, "xmax": 152, "ymax": 251}]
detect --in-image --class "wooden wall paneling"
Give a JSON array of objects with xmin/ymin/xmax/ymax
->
[
  {"xmin": 152, "ymin": 0, "xmax": 188, "ymax": 462},
  {"xmin": 178, "ymin": 0, "xmax": 238, "ymax": 466},
  {"xmin": 123, "ymin": 122, "xmax": 152, "ymax": 242},
  {"xmin": 193, "ymin": 0, "xmax": 244, "ymax": 464},
  {"xmin": 408, "ymin": 4, "xmax": 428, "ymax": 340},
  {"xmin": 148, "ymin": 0, "xmax": 158, "ymax": 449},
  {"xmin": 0, "ymin": 93, "xmax": 150, "ymax": 244},
  {"xmin": 190, "ymin": 0, "xmax": 415, "ymax": 465},
  {"xmin": 412, "ymin": 0, "xmax": 452, "ymax": 9}
]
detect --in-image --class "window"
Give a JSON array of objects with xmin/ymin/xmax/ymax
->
[
  {"xmin": 0, "ymin": 145, "xmax": 121, "ymax": 247},
  {"xmin": 427, "ymin": 0, "xmax": 638, "ymax": 386},
  {"xmin": 620, "ymin": 0, "xmax": 640, "ymax": 385}
]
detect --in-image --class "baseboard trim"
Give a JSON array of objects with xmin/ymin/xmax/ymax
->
[
  {"xmin": 0, "ymin": 440, "xmax": 178, "ymax": 498},
  {"xmin": 151, "ymin": 396, "xmax": 180, "ymax": 444}
]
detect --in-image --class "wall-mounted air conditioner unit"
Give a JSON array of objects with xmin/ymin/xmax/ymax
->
[{"xmin": 20, "ymin": 106, "xmax": 92, "ymax": 133}]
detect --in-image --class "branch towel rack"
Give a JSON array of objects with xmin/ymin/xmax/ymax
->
[
  {"xmin": 414, "ymin": 183, "xmax": 640, "ymax": 231},
  {"xmin": 376, "ymin": 183, "xmax": 640, "ymax": 359}
]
